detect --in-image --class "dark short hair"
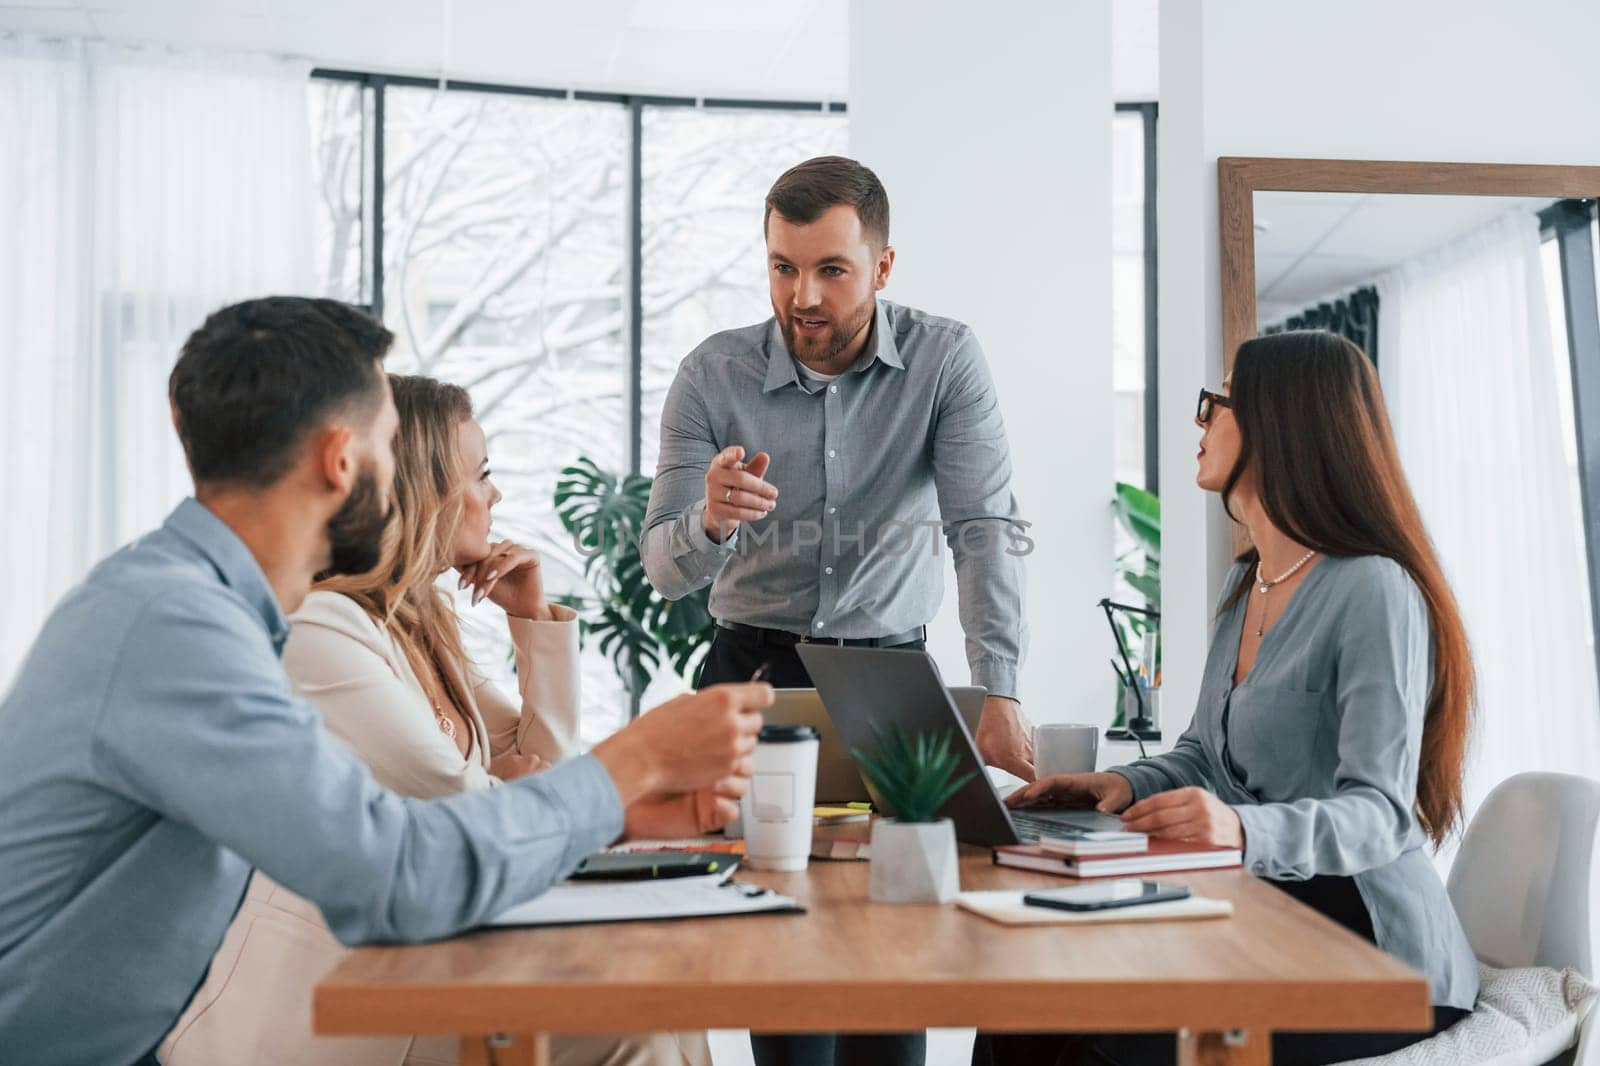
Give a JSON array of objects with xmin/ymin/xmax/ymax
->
[
  {"xmin": 764, "ymin": 156, "xmax": 890, "ymax": 248},
  {"xmin": 169, "ymin": 296, "xmax": 393, "ymax": 489}
]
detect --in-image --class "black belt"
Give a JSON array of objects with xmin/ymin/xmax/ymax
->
[{"xmin": 715, "ymin": 620, "xmax": 926, "ymax": 649}]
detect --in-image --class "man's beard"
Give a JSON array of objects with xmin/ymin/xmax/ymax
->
[
  {"xmin": 323, "ymin": 465, "xmax": 391, "ymax": 577},
  {"xmin": 781, "ymin": 294, "xmax": 875, "ymax": 368}
]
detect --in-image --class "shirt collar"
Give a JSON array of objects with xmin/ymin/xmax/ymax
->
[
  {"xmin": 762, "ymin": 301, "xmax": 903, "ymax": 394},
  {"xmin": 165, "ymin": 497, "xmax": 292, "ymax": 652}
]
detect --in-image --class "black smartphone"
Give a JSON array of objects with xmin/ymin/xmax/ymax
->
[
  {"xmin": 1022, "ymin": 880, "xmax": 1191, "ymax": 912},
  {"xmin": 568, "ymin": 851, "xmax": 735, "ymax": 882}
]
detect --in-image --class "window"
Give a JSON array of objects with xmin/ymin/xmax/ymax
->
[
  {"xmin": 310, "ymin": 71, "xmax": 846, "ymax": 739},
  {"xmin": 1540, "ymin": 198, "xmax": 1600, "ymax": 679},
  {"xmin": 1113, "ymin": 102, "xmax": 1157, "ymax": 493},
  {"xmin": 307, "ymin": 79, "xmax": 370, "ymax": 307},
  {"xmin": 639, "ymin": 106, "xmax": 847, "ymax": 478}
]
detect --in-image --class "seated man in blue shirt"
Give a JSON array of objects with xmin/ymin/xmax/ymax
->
[{"xmin": 0, "ymin": 296, "xmax": 771, "ymax": 1066}]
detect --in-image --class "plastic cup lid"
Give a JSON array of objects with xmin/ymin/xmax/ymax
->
[{"xmin": 758, "ymin": 724, "xmax": 820, "ymax": 743}]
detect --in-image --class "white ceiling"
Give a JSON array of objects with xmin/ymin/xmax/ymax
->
[
  {"xmin": 0, "ymin": 0, "xmax": 1159, "ymax": 102},
  {"xmin": 1254, "ymin": 191, "xmax": 1554, "ymax": 324},
  {"xmin": 0, "ymin": 0, "xmax": 853, "ymax": 100}
]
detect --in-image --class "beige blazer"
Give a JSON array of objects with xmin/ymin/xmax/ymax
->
[{"xmin": 158, "ymin": 590, "xmax": 581, "ymax": 1066}]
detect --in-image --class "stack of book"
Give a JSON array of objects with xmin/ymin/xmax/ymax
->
[{"xmin": 995, "ymin": 829, "xmax": 1241, "ymax": 879}]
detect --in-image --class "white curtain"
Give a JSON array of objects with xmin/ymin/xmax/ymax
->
[
  {"xmin": 0, "ymin": 35, "xmax": 313, "ymax": 686},
  {"xmin": 1379, "ymin": 210, "xmax": 1600, "ymax": 864}
]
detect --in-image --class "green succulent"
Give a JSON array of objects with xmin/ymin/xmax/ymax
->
[{"xmin": 850, "ymin": 724, "xmax": 976, "ymax": 824}]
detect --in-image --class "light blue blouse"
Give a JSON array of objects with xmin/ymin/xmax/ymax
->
[{"xmin": 1113, "ymin": 554, "xmax": 1479, "ymax": 1010}]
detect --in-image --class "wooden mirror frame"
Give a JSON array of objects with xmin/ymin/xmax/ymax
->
[
  {"xmin": 1216, "ymin": 156, "xmax": 1600, "ymax": 650},
  {"xmin": 1217, "ymin": 156, "xmax": 1600, "ymax": 367}
]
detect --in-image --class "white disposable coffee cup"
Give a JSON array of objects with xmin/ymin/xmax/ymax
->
[
  {"xmin": 740, "ymin": 723, "xmax": 820, "ymax": 871},
  {"xmin": 1035, "ymin": 723, "xmax": 1099, "ymax": 777}
]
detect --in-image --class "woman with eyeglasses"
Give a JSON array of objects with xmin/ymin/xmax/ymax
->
[{"xmin": 974, "ymin": 331, "xmax": 1478, "ymax": 1066}]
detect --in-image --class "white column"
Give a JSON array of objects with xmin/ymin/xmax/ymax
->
[{"xmin": 849, "ymin": 0, "xmax": 1113, "ymax": 725}]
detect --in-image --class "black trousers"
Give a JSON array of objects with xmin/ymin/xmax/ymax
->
[
  {"xmin": 699, "ymin": 625, "xmax": 928, "ymax": 1066},
  {"xmin": 972, "ymin": 876, "xmax": 1469, "ymax": 1066}
]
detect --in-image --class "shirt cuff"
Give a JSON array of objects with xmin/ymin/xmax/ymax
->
[
  {"xmin": 1232, "ymin": 803, "xmax": 1285, "ymax": 879},
  {"xmin": 1107, "ymin": 763, "xmax": 1168, "ymax": 803},
  {"xmin": 514, "ymin": 753, "xmax": 627, "ymax": 862},
  {"xmin": 506, "ymin": 610, "xmax": 579, "ymax": 659},
  {"xmin": 543, "ymin": 602, "xmax": 579, "ymax": 622},
  {"xmin": 970, "ymin": 657, "xmax": 1019, "ymax": 701},
  {"xmin": 687, "ymin": 499, "xmax": 740, "ymax": 556}
]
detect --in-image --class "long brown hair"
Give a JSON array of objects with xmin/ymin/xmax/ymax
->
[
  {"xmin": 1220, "ymin": 331, "xmax": 1474, "ymax": 845},
  {"xmin": 317, "ymin": 374, "xmax": 474, "ymax": 715}
]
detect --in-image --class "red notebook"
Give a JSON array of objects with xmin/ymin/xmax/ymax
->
[{"xmin": 994, "ymin": 839, "xmax": 1242, "ymax": 879}]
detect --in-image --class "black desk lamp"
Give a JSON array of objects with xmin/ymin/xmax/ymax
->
[{"xmin": 1099, "ymin": 598, "xmax": 1161, "ymax": 755}]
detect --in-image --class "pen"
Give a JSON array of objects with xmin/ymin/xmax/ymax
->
[{"xmin": 750, "ymin": 663, "xmax": 772, "ymax": 684}]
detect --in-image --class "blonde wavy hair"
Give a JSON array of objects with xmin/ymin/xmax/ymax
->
[{"xmin": 317, "ymin": 374, "xmax": 475, "ymax": 715}]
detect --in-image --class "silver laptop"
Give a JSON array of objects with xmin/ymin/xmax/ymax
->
[
  {"xmin": 765, "ymin": 686, "xmax": 987, "ymax": 804},
  {"xmin": 795, "ymin": 644, "xmax": 1126, "ymax": 846}
]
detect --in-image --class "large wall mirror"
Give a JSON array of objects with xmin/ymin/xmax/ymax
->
[{"xmin": 1218, "ymin": 158, "xmax": 1600, "ymax": 830}]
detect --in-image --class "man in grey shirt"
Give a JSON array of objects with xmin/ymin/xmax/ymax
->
[
  {"xmin": 642, "ymin": 156, "xmax": 1035, "ymax": 786},
  {"xmin": 0, "ymin": 297, "xmax": 770, "ymax": 1066}
]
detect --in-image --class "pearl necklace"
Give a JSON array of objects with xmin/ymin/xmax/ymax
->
[{"xmin": 1253, "ymin": 549, "xmax": 1318, "ymax": 637}]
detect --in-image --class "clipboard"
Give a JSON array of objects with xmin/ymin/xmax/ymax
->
[{"xmin": 483, "ymin": 873, "xmax": 804, "ymax": 929}]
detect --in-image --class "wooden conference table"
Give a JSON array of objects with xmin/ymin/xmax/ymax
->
[{"xmin": 313, "ymin": 840, "xmax": 1431, "ymax": 1066}]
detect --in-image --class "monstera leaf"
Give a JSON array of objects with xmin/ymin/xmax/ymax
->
[
  {"xmin": 1113, "ymin": 481, "xmax": 1160, "ymax": 566},
  {"xmin": 555, "ymin": 459, "xmax": 651, "ymax": 585}
]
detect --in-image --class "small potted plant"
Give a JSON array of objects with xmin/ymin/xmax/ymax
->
[{"xmin": 850, "ymin": 725, "xmax": 974, "ymax": 904}]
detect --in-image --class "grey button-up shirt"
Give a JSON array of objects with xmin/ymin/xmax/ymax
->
[
  {"xmin": 1113, "ymin": 555, "xmax": 1479, "ymax": 1010},
  {"xmin": 0, "ymin": 499, "xmax": 625, "ymax": 1066},
  {"xmin": 641, "ymin": 300, "xmax": 1028, "ymax": 698}
]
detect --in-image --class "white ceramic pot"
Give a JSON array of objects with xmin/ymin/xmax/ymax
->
[{"xmin": 868, "ymin": 818, "xmax": 960, "ymax": 904}]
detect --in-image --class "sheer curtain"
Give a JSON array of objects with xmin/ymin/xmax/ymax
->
[
  {"xmin": 1378, "ymin": 210, "xmax": 1600, "ymax": 864},
  {"xmin": 0, "ymin": 35, "xmax": 312, "ymax": 686}
]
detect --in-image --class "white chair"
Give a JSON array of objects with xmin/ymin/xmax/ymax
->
[{"xmin": 1446, "ymin": 771, "xmax": 1600, "ymax": 1065}]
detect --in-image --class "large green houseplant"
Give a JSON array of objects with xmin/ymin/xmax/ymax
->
[
  {"xmin": 1111, "ymin": 481, "xmax": 1160, "ymax": 727},
  {"xmin": 552, "ymin": 457, "xmax": 718, "ymax": 700}
]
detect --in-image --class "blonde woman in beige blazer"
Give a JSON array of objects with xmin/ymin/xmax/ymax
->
[{"xmin": 159, "ymin": 375, "xmax": 721, "ymax": 1066}]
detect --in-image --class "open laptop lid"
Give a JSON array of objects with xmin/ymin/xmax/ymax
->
[
  {"xmin": 795, "ymin": 644, "xmax": 1026, "ymax": 846},
  {"xmin": 797, "ymin": 645, "xmax": 1125, "ymax": 845},
  {"xmin": 767, "ymin": 685, "xmax": 987, "ymax": 804}
]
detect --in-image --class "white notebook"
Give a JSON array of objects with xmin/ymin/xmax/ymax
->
[
  {"xmin": 484, "ymin": 873, "xmax": 803, "ymax": 928},
  {"xmin": 956, "ymin": 889, "xmax": 1233, "ymax": 926}
]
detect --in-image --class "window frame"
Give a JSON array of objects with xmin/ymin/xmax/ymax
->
[
  {"xmin": 1540, "ymin": 197, "xmax": 1600, "ymax": 680},
  {"xmin": 1115, "ymin": 100, "xmax": 1159, "ymax": 494}
]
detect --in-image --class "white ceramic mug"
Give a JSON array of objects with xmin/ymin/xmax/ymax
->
[
  {"xmin": 1034, "ymin": 723, "xmax": 1099, "ymax": 777},
  {"xmin": 739, "ymin": 723, "xmax": 820, "ymax": 871}
]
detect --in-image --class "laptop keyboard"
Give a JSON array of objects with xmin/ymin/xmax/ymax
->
[
  {"xmin": 1010, "ymin": 811, "xmax": 1074, "ymax": 842},
  {"xmin": 1009, "ymin": 809, "xmax": 1124, "ymax": 842}
]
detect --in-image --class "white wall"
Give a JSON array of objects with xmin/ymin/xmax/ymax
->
[
  {"xmin": 849, "ymin": 0, "xmax": 1113, "ymax": 723},
  {"xmin": 1157, "ymin": 0, "xmax": 1600, "ymax": 739}
]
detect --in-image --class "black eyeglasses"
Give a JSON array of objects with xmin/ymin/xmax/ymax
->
[{"xmin": 1196, "ymin": 388, "xmax": 1233, "ymax": 425}]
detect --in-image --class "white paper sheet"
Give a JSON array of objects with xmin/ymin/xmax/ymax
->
[{"xmin": 484, "ymin": 873, "xmax": 802, "ymax": 928}]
